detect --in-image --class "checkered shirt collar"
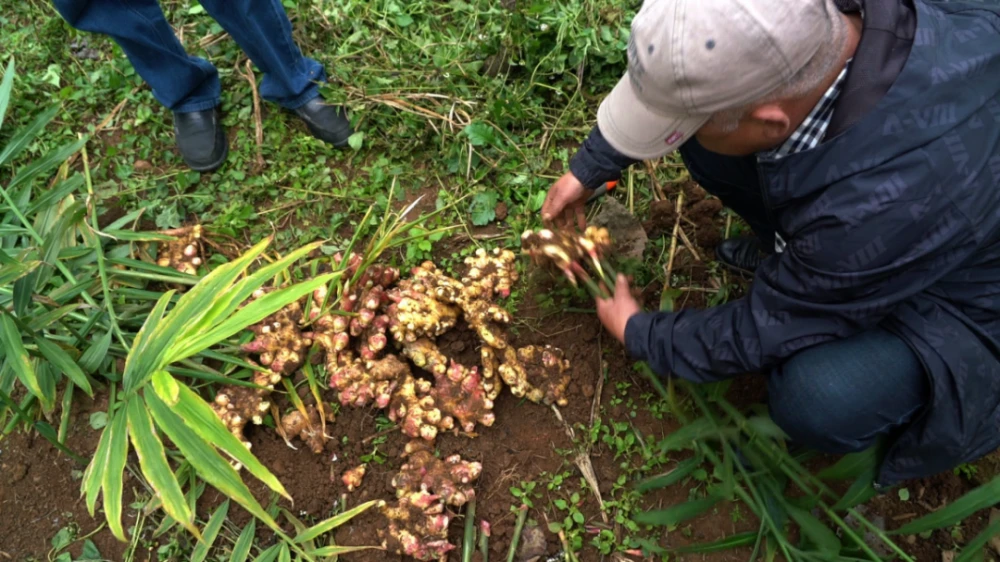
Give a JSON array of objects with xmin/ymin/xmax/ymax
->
[{"xmin": 761, "ymin": 59, "xmax": 852, "ymax": 160}]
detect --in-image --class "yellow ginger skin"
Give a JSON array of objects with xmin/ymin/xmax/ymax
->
[{"xmin": 156, "ymin": 225, "xmax": 204, "ymax": 276}]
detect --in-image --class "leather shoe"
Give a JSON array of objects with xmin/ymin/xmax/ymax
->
[
  {"xmin": 715, "ymin": 236, "xmax": 768, "ymax": 274},
  {"xmin": 293, "ymin": 97, "xmax": 353, "ymax": 146},
  {"xmin": 173, "ymin": 108, "xmax": 228, "ymax": 172}
]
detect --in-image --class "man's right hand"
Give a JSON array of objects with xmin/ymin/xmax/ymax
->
[{"xmin": 541, "ymin": 172, "xmax": 590, "ymax": 230}]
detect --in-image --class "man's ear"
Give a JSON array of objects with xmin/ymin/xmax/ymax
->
[{"xmin": 749, "ymin": 105, "xmax": 792, "ymax": 140}]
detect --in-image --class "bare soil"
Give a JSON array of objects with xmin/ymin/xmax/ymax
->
[{"xmin": 2, "ymin": 182, "xmax": 998, "ymax": 561}]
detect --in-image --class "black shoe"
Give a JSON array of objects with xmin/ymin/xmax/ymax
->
[
  {"xmin": 293, "ymin": 97, "xmax": 353, "ymax": 146},
  {"xmin": 716, "ymin": 237, "xmax": 768, "ymax": 275},
  {"xmin": 173, "ymin": 107, "xmax": 228, "ymax": 172}
]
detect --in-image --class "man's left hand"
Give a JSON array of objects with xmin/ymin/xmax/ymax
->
[{"xmin": 596, "ymin": 274, "xmax": 641, "ymax": 344}]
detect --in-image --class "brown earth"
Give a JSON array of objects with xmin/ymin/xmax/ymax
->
[{"xmin": 2, "ymin": 182, "xmax": 998, "ymax": 562}]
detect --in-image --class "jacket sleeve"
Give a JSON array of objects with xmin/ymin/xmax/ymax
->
[
  {"xmin": 623, "ymin": 202, "xmax": 978, "ymax": 382},
  {"xmin": 569, "ymin": 125, "xmax": 642, "ymax": 190}
]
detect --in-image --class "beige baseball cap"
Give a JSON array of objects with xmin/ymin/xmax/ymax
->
[{"xmin": 598, "ymin": 0, "xmax": 840, "ymax": 159}]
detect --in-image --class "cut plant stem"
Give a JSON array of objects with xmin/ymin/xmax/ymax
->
[
  {"xmin": 478, "ymin": 521, "xmax": 489, "ymax": 562},
  {"xmin": 570, "ymin": 262, "xmax": 608, "ymax": 299},
  {"xmin": 506, "ymin": 504, "xmax": 529, "ymax": 562},
  {"xmin": 462, "ymin": 497, "xmax": 477, "ymax": 562}
]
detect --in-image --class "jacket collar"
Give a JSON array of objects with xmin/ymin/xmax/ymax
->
[{"xmin": 826, "ymin": 0, "xmax": 918, "ymax": 139}]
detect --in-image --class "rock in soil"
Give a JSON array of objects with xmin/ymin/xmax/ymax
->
[
  {"xmin": 591, "ymin": 197, "xmax": 647, "ymax": 260},
  {"xmin": 518, "ymin": 522, "xmax": 548, "ymax": 561}
]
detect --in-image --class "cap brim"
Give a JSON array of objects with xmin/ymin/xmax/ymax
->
[{"xmin": 597, "ymin": 73, "xmax": 710, "ymax": 160}]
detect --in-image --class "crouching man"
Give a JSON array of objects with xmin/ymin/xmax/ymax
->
[{"xmin": 542, "ymin": 0, "xmax": 1000, "ymax": 488}]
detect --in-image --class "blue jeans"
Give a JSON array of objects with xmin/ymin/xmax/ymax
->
[
  {"xmin": 768, "ymin": 328, "xmax": 929, "ymax": 454},
  {"xmin": 52, "ymin": 0, "xmax": 325, "ymax": 112}
]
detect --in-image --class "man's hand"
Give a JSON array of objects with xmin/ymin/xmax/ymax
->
[
  {"xmin": 596, "ymin": 274, "xmax": 641, "ymax": 344},
  {"xmin": 541, "ymin": 172, "xmax": 590, "ymax": 229}
]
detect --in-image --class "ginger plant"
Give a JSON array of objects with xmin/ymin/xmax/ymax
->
[{"xmin": 521, "ymin": 226, "xmax": 617, "ymax": 296}]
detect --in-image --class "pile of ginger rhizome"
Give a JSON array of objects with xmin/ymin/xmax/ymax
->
[
  {"xmin": 153, "ymin": 224, "xmax": 615, "ymax": 560},
  {"xmin": 163, "ymin": 235, "xmax": 598, "ymax": 560}
]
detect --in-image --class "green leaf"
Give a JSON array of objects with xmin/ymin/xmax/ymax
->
[
  {"xmin": 296, "ymin": 499, "xmax": 383, "ymax": 543},
  {"xmin": 126, "ymin": 398, "xmax": 197, "ymax": 538},
  {"xmin": 122, "ymin": 289, "xmax": 175, "ymax": 393},
  {"xmin": 348, "ymin": 131, "xmax": 364, "ymax": 150},
  {"xmin": 898, "ymin": 487, "xmax": 910, "ymax": 502},
  {"xmin": 169, "ymin": 273, "xmax": 336, "ymax": 364},
  {"xmin": 81, "ymin": 418, "xmax": 113, "ymax": 516},
  {"xmin": 309, "ymin": 545, "xmax": 381, "ymax": 556},
  {"xmin": 671, "ymin": 531, "xmax": 758, "ymax": 553},
  {"xmin": 463, "ymin": 122, "xmax": 496, "ymax": 147},
  {"xmin": 895, "ymin": 475, "xmax": 1000, "ymax": 535},
  {"xmin": 152, "ymin": 369, "xmax": 180, "ymax": 405},
  {"xmin": 0, "ymin": 58, "xmax": 15, "ymax": 132},
  {"xmin": 167, "ymin": 377, "xmax": 288, "ymax": 499},
  {"xmin": 230, "ymin": 520, "xmax": 256, "ymax": 562},
  {"xmin": 81, "ymin": 539, "xmax": 102, "ymax": 560},
  {"xmin": 817, "ymin": 446, "xmax": 880, "ymax": 480},
  {"xmin": 659, "ymin": 288, "xmax": 682, "ymax": 313},
  {"xmin": 34, "ymin": 337, "xmax": 93, "ymax": 396},
  {"xmin": 0, "ymin": 104, "xmax": 60, "ymax": 168},
  {"xmin": 145, "ymin": 390, "xmax": 282, "ymax": 532},
  {"xmin": 0, "ymin": 313, "xmax": 52, "ymax": 411},
  {"xmin": 79, "ymin": 331, "xmax": 112, "ymax": 374},
  {"xmin": 745, "ymin": 415, "xmax": 789, "ymax": 440},
  {"xmin": 278, "ymin": 543, "xmax": 290, "ymax": 562},
  {"xmin": 191, "ymin": 499, "xmax": 229, "ymax": 562},
  {"xmin": 786, "ymin": 504, "xmax": 840, "ymax": 555},
  {"xmin": 253, "ymin": 545, "xmax": 282, "ymax": 562},
  {"xmin": 5, "ymin": 137, "xmax": 87, "ymax": 194},
  {"xmin": 179, "ymin": 240, "xmax": 323, "ymax": 339},
  {"xmin": 89, "ymin": 411, "xmax": 108, "ymax": 430},
  {"xmin": 51, "ymin": 526, "xmax": 73, "ymax": 551},
  {"xmin": 0, "ymin": 260, "xmax": 39, "ymax": 285},
  {"xmin": 468, "ymin": 191, "xmax": 498, "ymax": 226},
  {"xmin": 633, "ymin": 496, "xmax": 722, "ymax": 527},
  {"xmin": 102, "ymin": 406, "xmax": 131, "ymax": 541}
]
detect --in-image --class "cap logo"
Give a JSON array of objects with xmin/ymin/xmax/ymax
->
[{"xmin": 665, "ymin": 131, "xmax": 684, "ymax": 145}]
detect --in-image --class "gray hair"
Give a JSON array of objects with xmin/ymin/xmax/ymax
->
[{"xmin": 708, "ymin": 6, "xmax": 849, "ymax": 132}]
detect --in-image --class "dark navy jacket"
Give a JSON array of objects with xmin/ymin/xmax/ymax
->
[{"xmin": 574, "ymin": 0, "xmax": 1000, "ymax": 486}]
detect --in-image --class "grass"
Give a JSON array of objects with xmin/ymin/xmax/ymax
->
[{"xmin": 4, "ymin": 0, "xmax": 1000, "ymax": 561}]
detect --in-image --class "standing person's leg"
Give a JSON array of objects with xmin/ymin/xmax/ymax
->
[
  {"xmin": 52, "ymin": 0, "xmax": 228, "ymax": 171},
  {"xmin": 767, "ymin": 328, "xmax": 930, "ymax": 454},
  {"xmin": 197, "ymin": 0, "xmax": 352, "ymax": 146}
]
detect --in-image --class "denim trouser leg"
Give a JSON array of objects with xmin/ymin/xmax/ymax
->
[
  {"xmin": 52, "ymin": 0, "xmax": 221, "ymax": 112},
  {"xmin": 198, "ymin": 0, "xmax": 326, "ymax": 109},
  {"xmin": 52, "ymin": 0, "xmax": 325, "ymax": 112},
  {"xmin": 768, "ymin": 328, "xmax": 930, "ymax": 453}
]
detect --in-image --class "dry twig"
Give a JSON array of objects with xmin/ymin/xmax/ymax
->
[{"xmin": 239, "ymin": 59, "xmax": 265, "ymax": 172}]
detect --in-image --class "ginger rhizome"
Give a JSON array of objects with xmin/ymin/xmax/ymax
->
[
  {"xmin": 221, "ymin": 244, "xmax": 573, "ymax": 550},
  {"xmin": 342, "ymin": 464, "xmax": 367, "ymax": 492},
  {"xmin": 156, "ymin": 225, "xmax": 205, "ymax": 276},
  {"xmin": 381, "ymin": 441, "xmax": 482, "ymax": 560},
  {"xmin": 280, "ymin": 405, "xmax": 327, "ymax": 454},
  {"xmin": 521, "ymin": 226, "xmax": 616, "ymax": 296},
  {"xmin": 211, "ymin": 367, "xmax": 281, "ymax": 451},
  {"xmin": 499, "ymin": 345, "xmax": 572, "ymax": 406}
]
